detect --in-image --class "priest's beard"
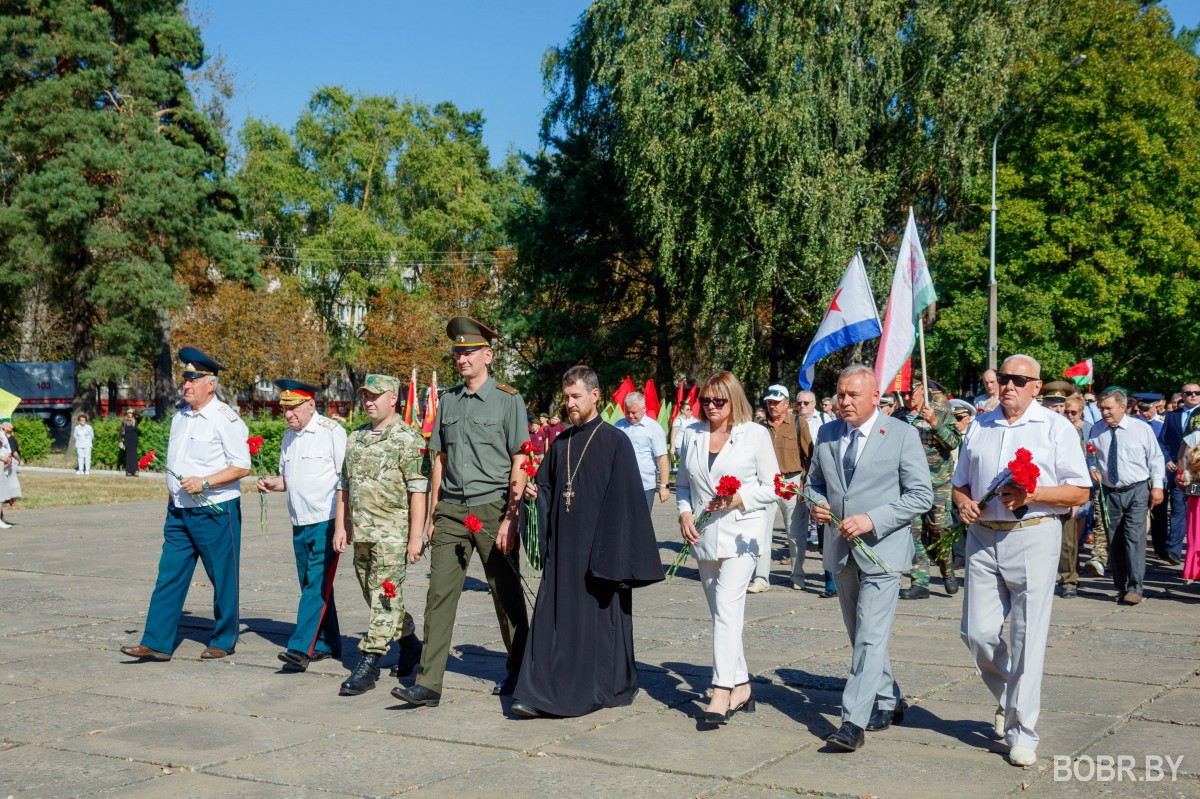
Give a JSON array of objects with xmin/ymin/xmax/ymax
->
[{"xmin": 568, "ymin": 406, "xmax": 597, "ymax": 427}]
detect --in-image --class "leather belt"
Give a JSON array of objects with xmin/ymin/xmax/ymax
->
[
  {"xmin": 1104, "ymin": 481, "xmax": 1148, "ymax": 494},
  {"xmin": 978, "ymin": 516, "xmax": 1053, "ymax": 532}
]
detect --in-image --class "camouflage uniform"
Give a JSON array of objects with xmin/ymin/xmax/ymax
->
[
  {"xmin": 343, "ymin": 414, "xmax": 431, "ymax": 654},
  {"xmin": 897, "ymin": 402, "xmax": 961, "ymax": 587}
]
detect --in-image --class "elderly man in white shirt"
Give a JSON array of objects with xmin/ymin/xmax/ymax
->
[
  {"xmin": 953, "ymin": 354, "xmax": 1090, "ymax": 767},
  {"xmin": 72, "ymin": 414, "xmax": 94, "ymax": 474},
  {"xmin": 121, "ymin": 347, "xmax": 251, "ymax": 662},
  {"xmin": 616, "ymin": 392, "xmax": 670, "ymax": 510},
  {"xmin": 1086, "ymin": 388, "xmax": 1164, "ymax": 605},
  {"xmin": 258, "ymin": 379, "xmax": 348, "ymax": 670}
]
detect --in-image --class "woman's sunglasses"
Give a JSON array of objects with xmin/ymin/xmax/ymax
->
[{"xmin": 699, "ymin": 397, "xmax": 728, "ymax": 408}]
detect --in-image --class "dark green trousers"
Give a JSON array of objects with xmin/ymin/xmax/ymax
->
[{"xmin": 414, "ymin": 499, "xmax": 529, "ymax": 694}]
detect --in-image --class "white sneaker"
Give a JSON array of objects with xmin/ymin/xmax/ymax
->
[
  {"xmin": 994, "ymin": 706, "xmax": 1005, "ymax": 737},
  {"xmin": 1083, "ymin": 560, "xmax": 1104, "ymax": 577},
  {"xmin": 746, "ymin": 579, "xmax": 770, "ymax": 594},
  {"xmin": 0, "ymin": 520, "xmax": 11, "ymax": 529},
  {"xmin": 1009, "ymin": 745, "xmax": 1036, "ymax": 767}
]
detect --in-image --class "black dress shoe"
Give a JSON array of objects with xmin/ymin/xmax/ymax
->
[
  {"xmin": 278, "ymin": 649, "xmax": 311, "ymax": 669},
  {"xmin": 1059, "ymin": 586, "xmax": 1077, "ymax": 598},
  {"xmin": 510, "ymin": 701, "xmax": 544, "ymax": 718},
  {"xmin": 866, "ymin": 699, "xmax": 906, "ymax": 731},
  {"xmin": 899, "ymin": 585, "xmax": 930, "ymax": 600},
  {"xmin": 1165, "ymin": 553, "xmax": 1183, "ymax": 566},
  {"xmin": 493, "ymin": 673, "xmax": 519, "ymax": 696},
  {"xmin": 944, "ymin": 573, "xmax": 959, "ymax": 595},
  {"xmin": 825, "ymin": 721, "xmax": 865, "ymax": 751},
  {"xmin": 820, "ymin": 587, "xmax": 838, "ymax": 598},
  {"xmin": 391, "ymin": 683, "xmax": 441, "ymax": 707},
  {"xmin": 339, "ymin": 653, "xmax": 380, "ymax": 696}
]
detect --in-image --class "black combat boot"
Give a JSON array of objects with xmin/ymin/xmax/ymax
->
[
  {"xmin": 391, "ymin": 634, "xmax": 423, "ymax": 680},
  {"xmin": 339, "ymin": 652, "xmax": 381, "ymax": 696}
]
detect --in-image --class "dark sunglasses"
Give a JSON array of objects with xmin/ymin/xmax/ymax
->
[
  {"xmin": 1185, "ymin": 391, "xmax": 1200, "ymax": 397},
  {"xmin": 699, "ymin": 397, "xmax": 728, "ymax": 408},
  {"xmin": 997, "ymin": 372, "xmax": 1039, "ymax": 388}
]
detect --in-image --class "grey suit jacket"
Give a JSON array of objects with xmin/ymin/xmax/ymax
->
[{"xmin": 808, "ymin": 412, "xmax": 934, "ymax": 575}]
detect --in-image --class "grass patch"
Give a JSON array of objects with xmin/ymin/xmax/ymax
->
[{"xmin": 10, "ymin": 473, "xmax": 170, "ymax": 509}]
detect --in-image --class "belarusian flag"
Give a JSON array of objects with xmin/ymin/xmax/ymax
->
[{"xmin": 1063, "ymin": 359, "xmax": 1093, "ymax": 387}]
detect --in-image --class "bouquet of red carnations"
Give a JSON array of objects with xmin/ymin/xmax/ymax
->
[
  {"xmin": 930, "ymin": 448, "xmax": 1039, "ymax": 562},
  {"xmin": 518, "ymin": 441, "xmax": 542, "ymax": 572},
  {"xmin": 248, "ymin": 436, "xmax": 267, "ymax": 537},
  {"xmin": 667, "ymin": 475, "xmax": 741, "ymax": 581},
  {"xmin": 775, "ymin": 473, "xmax": 892, "ymax": 572},
  {"xmin": 464, "ymin": 513, "xmax": 537, "ymax": 604}
]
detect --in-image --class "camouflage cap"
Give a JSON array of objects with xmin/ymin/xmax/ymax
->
[{"xmin": 359, "ymin": 374, "xmax": 400, "ymax": 395}]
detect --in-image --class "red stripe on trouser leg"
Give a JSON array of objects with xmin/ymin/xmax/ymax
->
[{"xmin": 308, "ymin": 550, "xmax": 340, "ymax": 657}]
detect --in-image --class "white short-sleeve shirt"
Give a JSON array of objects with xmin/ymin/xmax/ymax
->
[
  {"xmin": 279, "ymin": 413, "xmax": 348, "ymax": 526},
  {"xmin": 166, "ymin": 398, "xmax": 251, "ymax": 509},
  {"xmin": 952, "ymin": 401, "xmax": 1090, "ymax": 522}
]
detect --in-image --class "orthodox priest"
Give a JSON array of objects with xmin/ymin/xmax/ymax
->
[{"xmin": 510, "ymin": 365, "xmax": 664, "ymax": 718}]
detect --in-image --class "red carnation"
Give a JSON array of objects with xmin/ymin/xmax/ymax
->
[
  {"xmin": 381, "ymin": 579, "xmax": 397, "ymax": 599},
  {"xmin": 521, "ymin": 460, "xmax": 538, "ymax": 477},
  {"xmin": 773, "ymin": 472, "xmax": 799, "ymax": 500},
  {"xmin": 1086, "ymin": 443, "xmax": 1097, "ymax": 454},
  {"xmin": 138, "ymin": 451, "xmax": 156, "ymax": 470},
  {"xmin": 464, "ymin": 514, "xmax": 483, "ymax": 534},
  {"xmin": 519, "ymin": 441, "xmax": 535, "ymax": 455},
  {"xmin": 716, "ymin": 475, "xmax": 742, "ymax": 497},
  {"xmin": 1006, "ymin": 452, "xmax": 1040, "ymax": 495},
  {"xmin": 247, "ymin": 435, "xmax": 265, "ymax": 456}
]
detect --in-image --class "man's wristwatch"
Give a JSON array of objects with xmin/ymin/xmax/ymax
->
[{"xmin": 201, "ymin": 479, "xmax": 211, "ymax": 492}]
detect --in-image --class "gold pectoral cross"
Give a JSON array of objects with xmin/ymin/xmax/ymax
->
[{"xmin": 563, "ymin": 484, "xmax": 575, "ymax": 511}]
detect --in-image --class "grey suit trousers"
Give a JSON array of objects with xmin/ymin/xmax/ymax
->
[
  {"xmin": 1105, "ymin": 482, "xmax": 1149, "ymax": 595},
  {"xmin": 833, "ymin": 557, "xmax": 901, "ymax": 728}
]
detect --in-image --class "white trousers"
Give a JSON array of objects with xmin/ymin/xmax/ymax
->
[
  {"xmin": 76, "ymin": 448, "xmax": 92, "ymax": 473},
  {"xmin": 698, "ymin": 556, "xmax": 756, "ymax": 688},
  {"xmin": 960, "ymin": 518, "xmax": 1060, "ymax": 751}
]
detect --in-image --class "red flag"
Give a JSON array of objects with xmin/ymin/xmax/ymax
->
[
  {"xmin": 671, "ymin": 381, "xmax": 684, "ymax": 423},
  {"xmin": 686, "ymin": 382, "xmax": 698, "ymax": 410},
  {"xmin": 421, "ymin": 370, "xmax": 438, "ymax": 437},
  {"xmin": 885, "ymin": 358, "xmax": 912, "ymax": 394},
  {"xmin": 643, "ymin": 379, "xmax": 660, "ymax": 419},
  {"xmin": 404, "ymin": 369, "xmax": 418, "ymax": 426},
  {"xmin": 612, "ymin": 376, "xmax": 635, "ymax": 411}
]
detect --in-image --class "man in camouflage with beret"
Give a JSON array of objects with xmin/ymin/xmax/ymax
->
[
  {"xmin": 892, "ymin": 379, "xmax": 961, "ymax": 599},
  {"xmin": 335, "ymin": 373, "xmax": 430, "ymax": 696}
]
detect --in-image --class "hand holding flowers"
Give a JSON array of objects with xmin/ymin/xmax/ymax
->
[
  {"xmin": 932, "ymin": 448, "xmax": 1040, "ymax": 561},
  {"xmin": 775, "ymin": 474, "xmax": 891, "ymax": 572},
  {"xmin": 668, "ymin": 476, "xmax": 741, "ymax": 581},
  {"xmin": 138, "ymin": 451, "xmax": 224, "ymax": 513}
]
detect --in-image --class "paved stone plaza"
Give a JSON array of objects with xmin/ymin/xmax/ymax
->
[{"xmin": 2, "ymin": 494, "xmax": 1199, "ymax": 798}]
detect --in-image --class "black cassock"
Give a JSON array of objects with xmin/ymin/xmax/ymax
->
[{"xmin": 514, "ymin": 413, "xmax": 663, "ymax": 716}]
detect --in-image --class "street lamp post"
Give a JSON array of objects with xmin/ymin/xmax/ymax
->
[{"xmin": 987, "ymin": 54, "xmax": 1086, "ymax": 370}]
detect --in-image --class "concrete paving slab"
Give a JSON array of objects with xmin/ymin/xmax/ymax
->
[
  {"xmin": 1083, "ymin": 721, "xmax": 1200, "ymax": 776},
  {"xmin": 1135, "ymin": 688, "xmax": 1200, "ymax": 726},
  {"xmin": 0, "ymin": 744, "xmax": 162, "ymax": 799},
  {"xmin": 1041, "ymin": 640, "xmax": 1200, "ymax": 685},
  {"xmin": 937, "ymin": 673, "xmax": 1161, "ymax": 717},
  {"xmin": 85, "ymin": 771, "xmax": 364, "ymax": 798},
  {"xmin": 52, "ymin": 710, "xmax": 327, "ymax": 769},
  {"xmin": 1019, "ymin": 770, "xmax": 1200, "ymax": 799},
  {"xmin": 0, "ymin": 692, "xmax": 191, "ymax": 744},
  {"xmin": 207, "ymin": 728, "xmax": 515, "ymax": 797}
]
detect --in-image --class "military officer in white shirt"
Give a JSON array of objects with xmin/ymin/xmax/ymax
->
[
  {"xmin": 952, "ymin": 354, "xmax": 1090, "ymax": 767},
  {"xmin": 258, "ymin": 379, "xmax": 348, "ymax": 670},
  {"xmin": 121, "ymin": 348, "xmax": 251, "ymax": 661}
]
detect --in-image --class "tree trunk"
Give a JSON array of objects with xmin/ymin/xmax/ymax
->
[
  {"xmin": 653, "ymin": 272, "xmax": 672, "ymax": 391},
  {"xmin": 70, "ymin": 275, "xmax": 98, "ymax": 419},
  {"xmin": 152, "ymin": 308, "xmax": 176, "ymax": 419}
]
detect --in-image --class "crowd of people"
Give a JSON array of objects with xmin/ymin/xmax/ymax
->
[{"xmin": 108, "ymin": 320, "xmax": 1194, "ymax": 770}]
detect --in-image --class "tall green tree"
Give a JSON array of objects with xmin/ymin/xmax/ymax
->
[
  {"xmin": 531, "ymin": 0, "xmax": 1044, "ymax": 391},
  {"xmin": 0, "ymin": 0, "xmax": 254, "ymax": 417},
  {"xmin": 237, "ymin": 88, "xmax": 517, "ymax": 390},
  {"xmin": 929, "ymin": 0, "xmax": 1200, "ymax": 391}
]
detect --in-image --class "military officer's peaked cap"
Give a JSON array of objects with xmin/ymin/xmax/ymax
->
[
  {"xmin": 359, "ymin": 374, "xmax": 400, "ymax": 395},
  {"xmin": 178, "ymin": 347, "xmax": 225, "ymax": 379},
  {"xmin": 1039, "ymin": 380, "xmax": 1076, "ymax": 403},
  {"xmin": 447, "ymin": 317, "xmax": 498, "ymax": 352},
  {"xmin": 274, "ymin": 379, "xmax": 319, "ymax": 407},
  {"xmin": 1132, "ymin": 391, "xmax": 1164, "ymax": 409}
]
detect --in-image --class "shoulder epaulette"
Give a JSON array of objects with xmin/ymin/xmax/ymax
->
[
  {"xmin": 218, "ymin": 404, "xmax": 239, "ymax": 422},
  {"xmin": 317, "ymin": 416, "xmax": 339, "ymax": 430},
  {"xmin": 495, "ymin": 383, "xmax": 519, "ymax": 396}
]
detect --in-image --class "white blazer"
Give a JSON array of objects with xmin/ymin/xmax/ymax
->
[{"xmin": 675, "ymin": 421, "xmax": 781, "ymax": 560}]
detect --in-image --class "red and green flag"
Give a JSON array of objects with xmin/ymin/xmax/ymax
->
[{"xmin": 1063, "ymin": 359, "xmax": 1093, "ymax": 387}]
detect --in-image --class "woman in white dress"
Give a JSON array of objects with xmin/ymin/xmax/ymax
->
[{"xmin": 0, "ymin": 420, "xmax": 20, "ymax": 528}]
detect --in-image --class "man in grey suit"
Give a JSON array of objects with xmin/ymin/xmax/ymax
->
[{"xmin": 809, "ymin": 365, "xmax": 934, "ymax": 751}]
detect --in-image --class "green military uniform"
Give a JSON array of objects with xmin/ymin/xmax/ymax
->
[
  {"xmin": 343, "ymin": 377, "xmax": 431, "ymax": 655},
  {"xmin": 411, "ymin": 318, "xmax": 531, "ymax": 697},
  {"xmin": 895, "ymin": 396, "xmax": 961, "ymax": 589}
]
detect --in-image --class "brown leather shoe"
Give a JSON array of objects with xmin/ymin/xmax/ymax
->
[
  {"xmin": 1120, "ymin": 592, "xmax": 1143, "ymax": 605},
  {"xmin": 200, "ymin": 646, "xmax": 231, "ymax": 659},
  {"xmin": 120, "ymin": 644, "xmax": 170, "ymax": 661}
]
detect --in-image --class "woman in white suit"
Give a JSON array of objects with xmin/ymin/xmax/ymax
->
[{"xmin": 676, "ymin": 371, "xmax": 780, "ymax": 724}]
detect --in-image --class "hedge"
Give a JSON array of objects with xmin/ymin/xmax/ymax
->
[
  {"xmin": 90, "ymin": 413, "xmax": 364, "ymax": 475},
  {"xmin": 10, "ymin": 415, "xmax": 52, "ymax": 463}
]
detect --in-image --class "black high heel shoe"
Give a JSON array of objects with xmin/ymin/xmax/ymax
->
[{"xmin": 725, "ymin": 682, "xmax": 756, "ymax": 719}]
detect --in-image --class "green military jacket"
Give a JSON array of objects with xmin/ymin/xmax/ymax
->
[
  {"xmin": 429, "ymin": 376, "xmax": 529, "ymax": 505},
  {"xmin": 342, "ymin": 415, "xmax": 430, "ymax": 543},
  {"xmin": 894, "ymin": 402, "xmax": 961, "ymax": 486}
]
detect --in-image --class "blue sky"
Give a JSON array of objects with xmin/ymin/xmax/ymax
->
[{"xmin": 198, "ymin": 0, "xmax": 1200, "ymax": 165}]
